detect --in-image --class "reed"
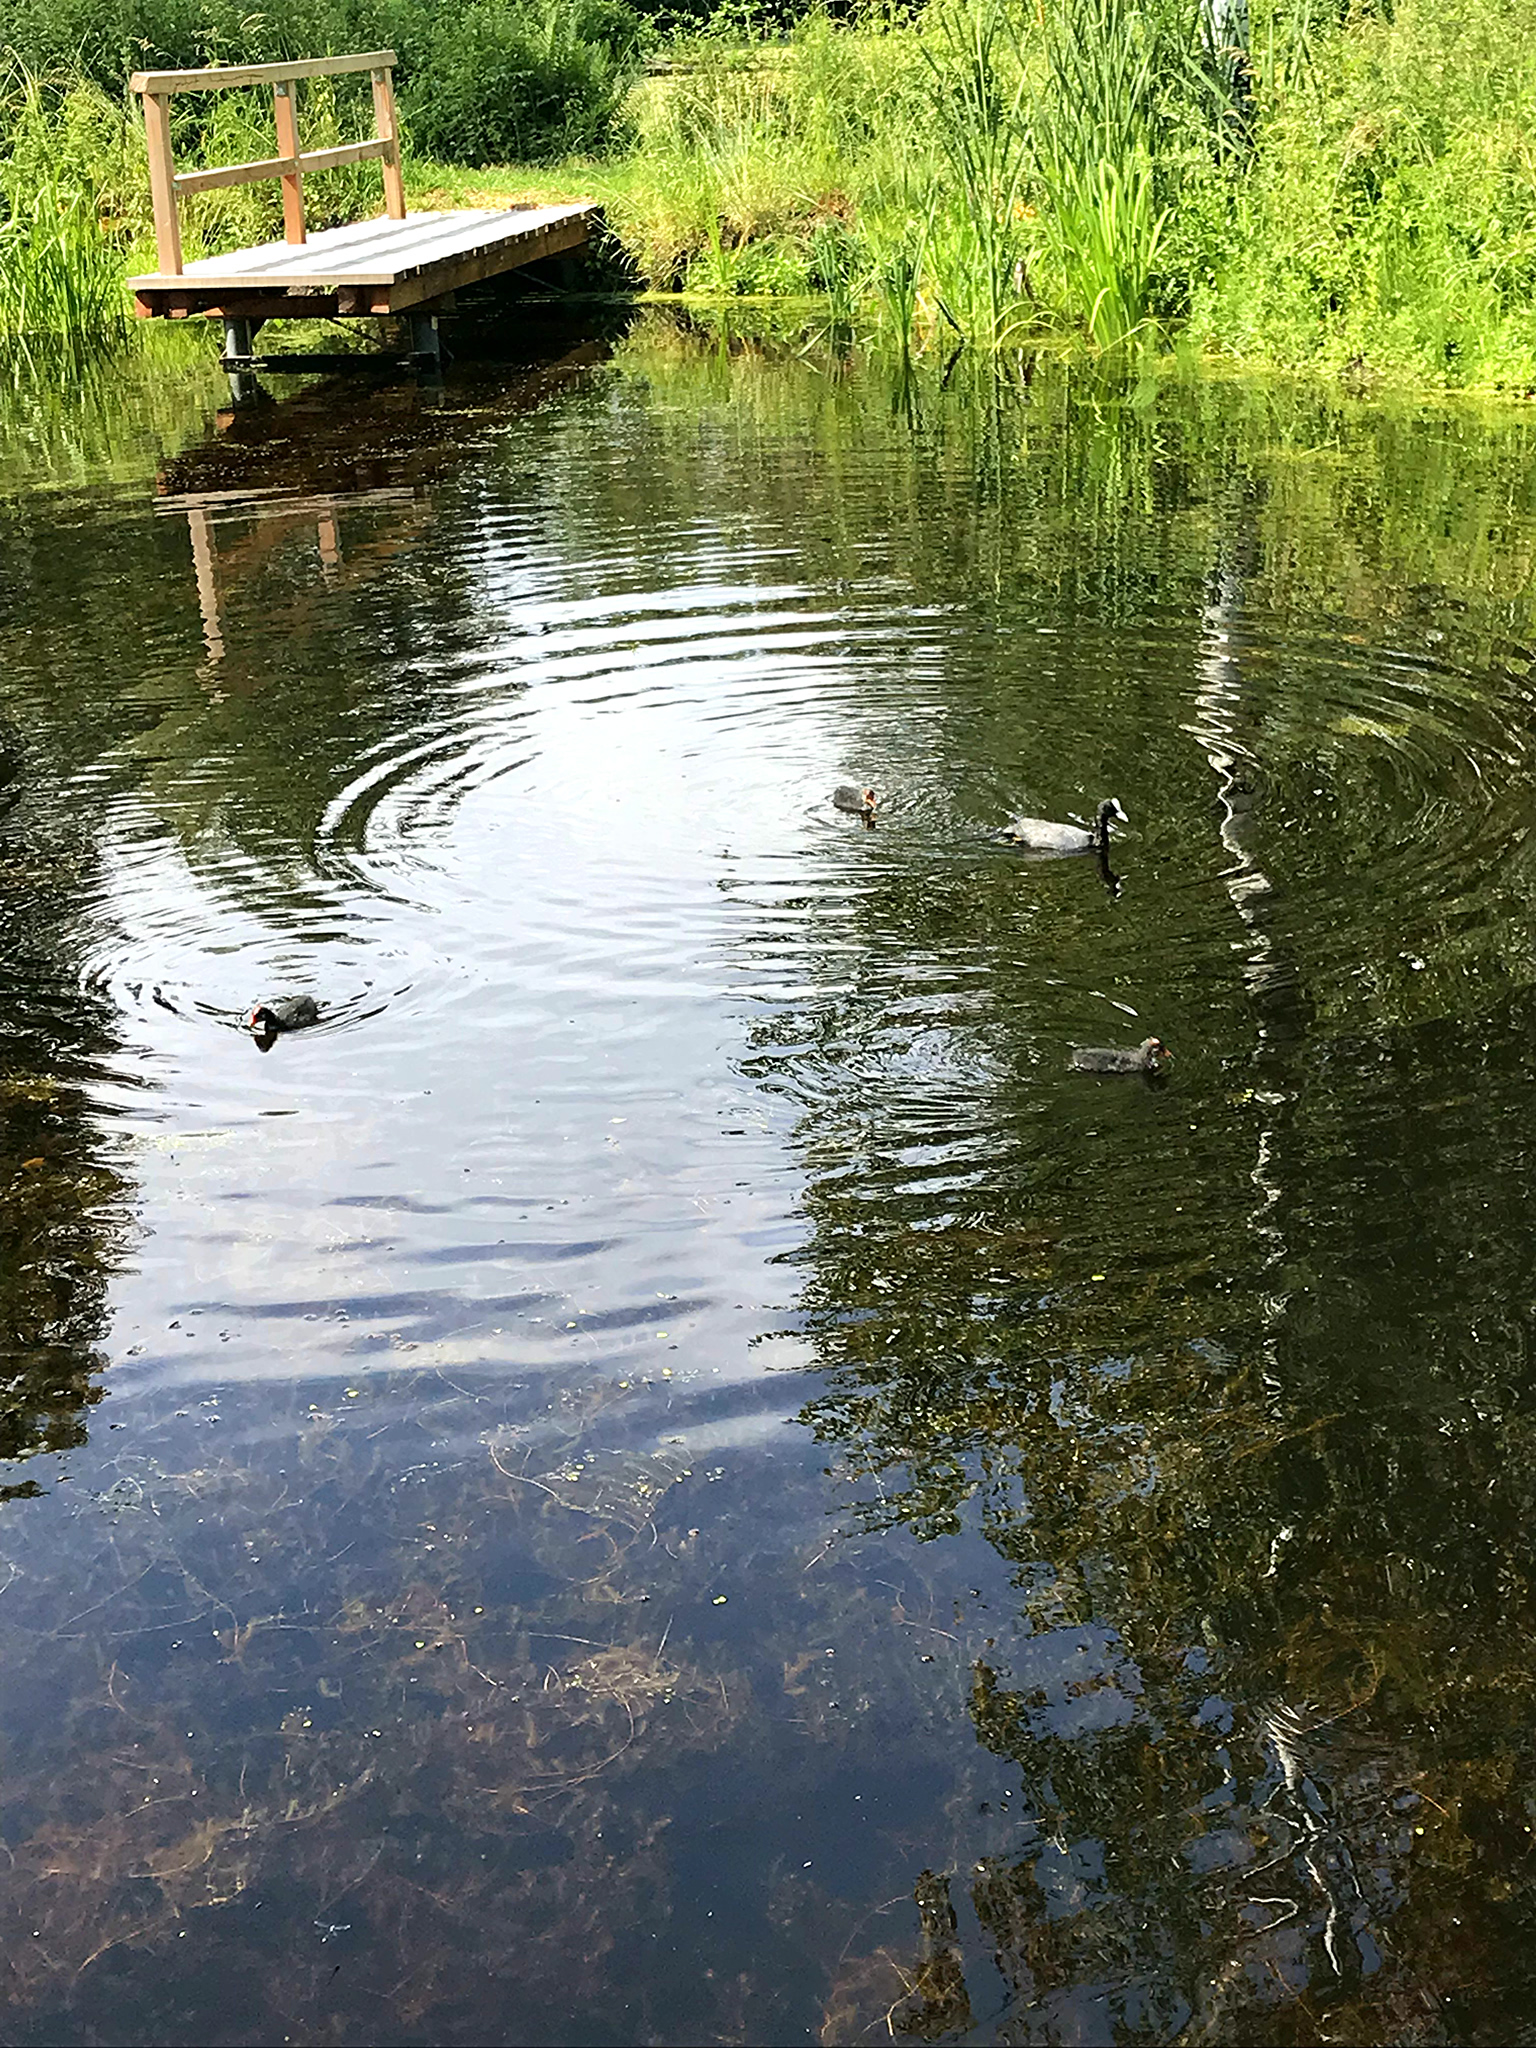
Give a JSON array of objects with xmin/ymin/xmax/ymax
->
[
  {"xmin": 0, "ymin": 168, "xmax": 126, "ymax": 354},
  {"xmin": 0, "ymin": 65, "xmax": 133, "ymax": 355},
  {"xmin": 920, "ymin": 0, "xmax": 1029, "ymax": 348},
  {"xmin": 862, "ymin": 183, "xmax": 931, "ymax": 351}
]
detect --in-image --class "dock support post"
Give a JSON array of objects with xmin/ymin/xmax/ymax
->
[
  {"xmin": 372, "ymin": 65, "xmax": 407, "ymax": 221},
  {"xmin": 221, "ymin": 315, "xmax": 264, "ymax": 406},
  {"xmin": 222, "ymin": 314, "xmax": 259, "ymax": 361},
  {"xmin": 143, "ymin": 91, "xmax": 182, "ymax": 276},
  {"xmin": 409, "ymin": 311, "xmax": 442, "ymax": 367},
  {"xmin": 273, "ymin": 81, "xmax": 306, "ymax": 244}
]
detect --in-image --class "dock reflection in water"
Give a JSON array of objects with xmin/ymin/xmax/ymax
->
[{"xmin": 2, "ymin": 316, "xmax": 1536, "ymax": 2043}]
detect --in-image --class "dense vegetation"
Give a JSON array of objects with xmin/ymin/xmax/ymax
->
[
  {"xmin": 0, "ymin": 0, "xmax": 649, "ymax": 159},
  {"xmin": 3, "ymin": 0, "xmax": 1536, "ymax": 392}
]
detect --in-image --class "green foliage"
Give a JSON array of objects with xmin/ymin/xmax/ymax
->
[
  {"xmin": 1194, "ymin": 0, "xmax": 1536, "ymax": 387},
  {"xmin": 0, "ymin": 168, "xmax": 126, "ymax": 354},
  {"xmin": 563, "ymin": 0, "xmax": 1229, "ymax": 350},
  {"xmin": 391, "ymin": 0, "xmax": 646, "ymax": 166},
  {"xmin": 0, "ymin": 0, "xmax": 647, "ymax": 163},
  {"xmin": 551, "ymin": 0, "xmax": 1536, "ymax": 387},
  {"xmin": 0, "ymin": 64, "xmax": 134, "ymax": 353}
]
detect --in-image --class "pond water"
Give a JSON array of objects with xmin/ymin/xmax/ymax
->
[{"xmin": 5, "ymin": 310, "xmax": 1536, "ymax": 2044}]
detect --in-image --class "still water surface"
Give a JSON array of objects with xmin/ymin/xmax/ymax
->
[{"xmin": 5, "ymin": 315, "xmax": 1536, "ymax": 2042}]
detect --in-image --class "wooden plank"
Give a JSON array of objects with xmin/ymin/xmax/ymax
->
[
  {"xmin": 131, "ymin": 50, "xmax": 395, "ymax": 95},
  {"xmin": 295, "ymin": 138, "xmax": 392, "ymax": 175},
  {"xmin": 384, "ymin": 211, "xmax": 597, "ymax": 294},
  {"xmin": 175, "ymin": 153, "xmax": 298, "ymax": 195},
  {"xmin": 155, "ymin": 487, "xmax": 414, "ymax": 517},
  {"xmin": 317, "ymin": 514, "xmax": 342, "ymax": 574},
  {"xmin": 273, "ymin": 81, "xmax": 305, "ymax": 245},
  {"xmin": 143, "ymin": 91, "xmax": 182, "ymax": 275},
  {"xmin": 385, "ymin": 213, "xmax": 594, "ymax": 309},
  {"xmin": 371, "ymin": 66, "xmax": 406, "ymax": 220},
  {"xmin": 172, "ymin": 139, "xmax": 392, "ymax": 196},
  {"xmin": 187, "ymin": 509, "xmax": 225, "ymax": 666},
  {"xmin": 127, "ymin": 205, "xmax": 598, "ymax": 291},
  {"xmin": 207, "ymin": 293, "xmax": 343, "ymax": 317},
  {"xmin": 137, "ymin": 290, "xmax": 343, "ymax": 318}
]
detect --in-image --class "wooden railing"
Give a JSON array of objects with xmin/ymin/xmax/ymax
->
[{"xmin": 129, "ymin": 51, "xmax": 406, "ymax": 278}]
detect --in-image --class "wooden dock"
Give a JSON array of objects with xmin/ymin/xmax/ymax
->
[
  {"xmin": 128, "ymin": 203, "xmax": 600, "ymax": 324},
  {"xmin": 125, "ymin": 51, "xmax": 598, "ymax": 366}
]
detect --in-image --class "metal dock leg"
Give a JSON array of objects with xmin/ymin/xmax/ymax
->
[
  {"xmin": 410, "ymin": 310, "xmax": 443, "ymax": 374},
  {"xmin": 222, "ymin": 314, "xmax": 256, "ymax": 363},
  {"xmin": 221, "ymin": 314, "xmax": 265, "ymax": 405}
]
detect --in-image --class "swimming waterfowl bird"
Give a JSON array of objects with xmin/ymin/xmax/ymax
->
[
  {"xmin": 1003, "ymin": 796, "xmax": 1127, "ymax": 854},
  {"xmin": 1068, "ymin": 1036, "xmax": 1171, "ymax": 1076},
  {"xmin": 833, "ymin": 784, "xmax": 878, "ymax": 821},
  {"xmin": 248, "ymin": 994, "xmax": 320, "ymax": 1035}
]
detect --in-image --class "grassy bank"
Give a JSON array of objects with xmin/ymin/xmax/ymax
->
[
  {"xmin": 5, "ymin": 0, "xmax": 1536, "ymax": 393},
  {"xmin": 430, "ymin": 0, "xmax": 1536, "ymax": 391}
]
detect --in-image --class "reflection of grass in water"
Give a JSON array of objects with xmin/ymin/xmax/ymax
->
[{"xmin": 0, "ymin": 320, "xmax": 225, "ymax": 490}]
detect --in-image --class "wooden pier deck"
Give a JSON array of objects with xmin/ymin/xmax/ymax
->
[
  {"xmin": 128, "ymin": 203, "xmax": 600, "ymax": 322},
  {"xmin": 125, "ymin": 50, "xmax": 599, "ymax": 363}
]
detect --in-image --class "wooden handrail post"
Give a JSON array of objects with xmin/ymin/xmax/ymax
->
[
  {"xmin": 272, "ymin": 80, "xmax": 306, "ymax": 243},
  {"xmin": 371, "ymin": 66, "xmax": 407, "ymax": 220},
  {"xmin": 143, "ymin": 91, "xmax": 183, "ymax": 274},
  {"xmin": 130, "ymin": 49, "xmax": 405, "ymax": 265}
]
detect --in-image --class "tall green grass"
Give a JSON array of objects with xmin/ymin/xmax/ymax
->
[
  {"xmin": 921, "ymin": 0, "xmax": 1029, "ymax": 347},
  {"xmin": 0, "ymin": 66, "xmax": 133, "ymax": 355},
  {"xmin": 1030, "ymin": 0, "xmax": 1174, "ymax": 349},
  {"xmin": 0, "ymin": 167, "xmax": 126, "ymax": 353}
]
